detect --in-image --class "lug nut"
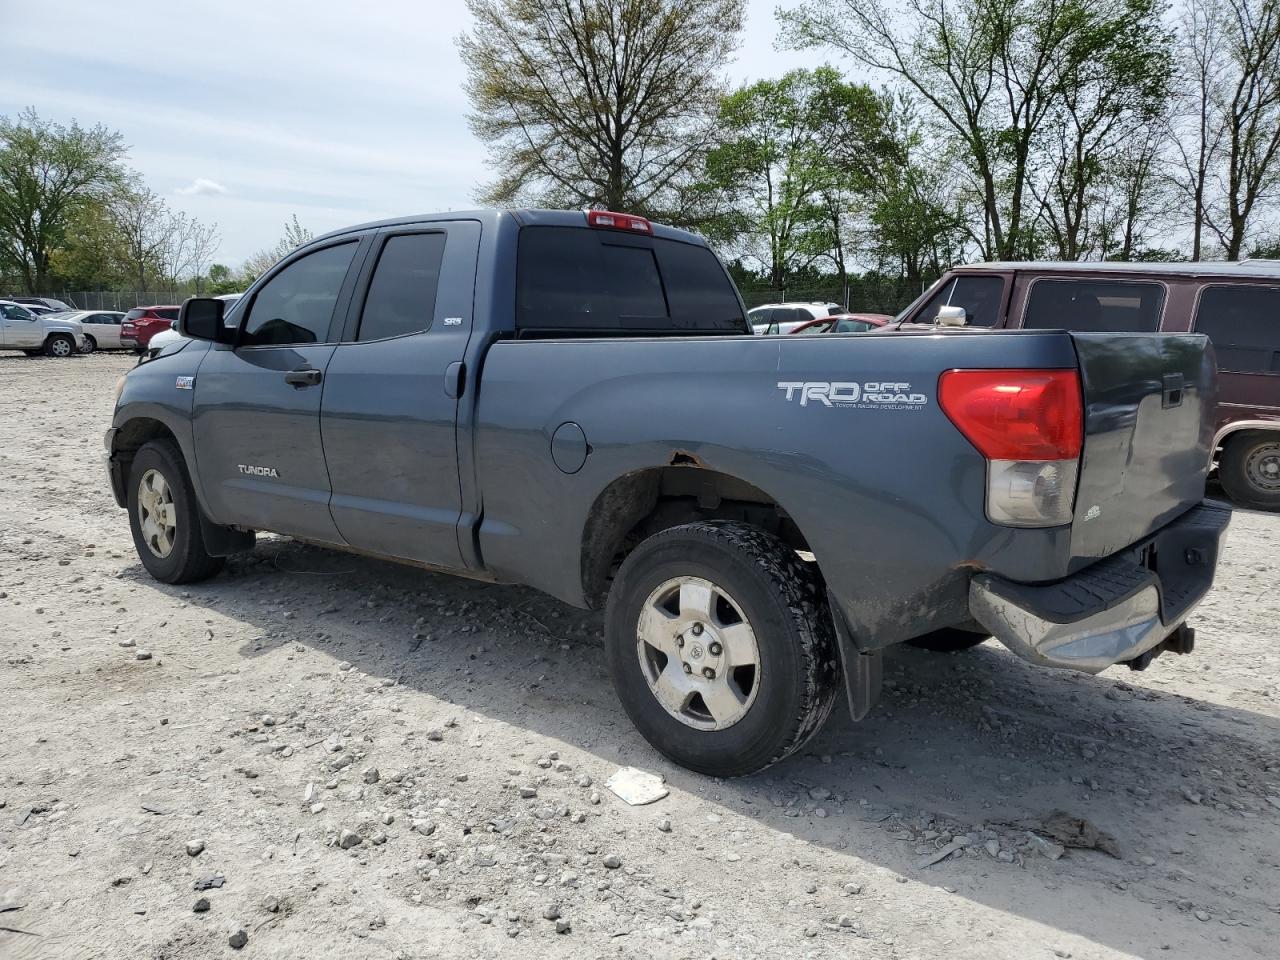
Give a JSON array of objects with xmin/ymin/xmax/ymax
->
[
  {"xmin": 708, "ymin": 642, "xmax": 722, "ymax": 656},
  {"xmin": 701, "ymin": 667, "xmax": 716, "ymax": 680},
  {"xmin": 676, "ymin": 636, "xmax": 684, "ymax": 648},
  {"xmin": 691, "ymin": 623, "xmax": 704, "ymax": 636},
  {"xmin": 682, "ymin": 662, "xmax": 692, "ymax": 674}
]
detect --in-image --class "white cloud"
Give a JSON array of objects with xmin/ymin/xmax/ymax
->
[{"xmin": 175, "ymin": 178, "xmax": 228, "ymax": 197}]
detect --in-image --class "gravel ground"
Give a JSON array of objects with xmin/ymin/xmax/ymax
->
[{"xmin": 1, "ymin": 352, "xmax": 1278, "ymax": 960}]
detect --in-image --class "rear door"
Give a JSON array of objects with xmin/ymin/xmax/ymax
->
[
  {"xmin": 1069, "ymin": 332, "xmax": 1215, "ymax": 563},
  {"xmin": 192, "ymin": 237, "xmax": 367, "ymax": 542},
  {"xmin": 319, "ymin": 220, "xmax": 481, "ymax": 568}
]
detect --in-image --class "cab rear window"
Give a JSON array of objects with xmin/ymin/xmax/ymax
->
[{"xmin": 516, "ymin": 226, "xmax": 746, "ymax": 336}]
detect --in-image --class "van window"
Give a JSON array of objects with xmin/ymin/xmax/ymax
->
[
  {"xmin": 516, "ymin": 226, "xmax": 746, "ymax": 335},
  {"xmin": 913, "ymin": 275, "xmax": 1003, "ymax": 327},
  {"xmin": 1023, "ymin": 279, "xmax": 1164, "ymax": 333},
  {"xmin": 1194, "ymin": 285, "xmax": 1280, "ymax": 374}
]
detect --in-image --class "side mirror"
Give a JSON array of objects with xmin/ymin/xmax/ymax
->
[
  {"xmin": 178, "ymin": 297, "xmax": 234, "ymax": 343},
  {"xmin": 935, "ymin": 304, "xmax": 968, "ymax": 327}
]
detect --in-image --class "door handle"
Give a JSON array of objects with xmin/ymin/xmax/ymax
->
[{"xmin": 284, "ymin": 367, "xmax": 323, "ymax": 388}]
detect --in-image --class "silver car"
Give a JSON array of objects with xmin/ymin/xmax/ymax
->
[
  {"xmin": 53, "ymin": 310, "xmax": 128, "ymax": 352},
  {"xmin": 0, "ymin": 300, "xmax": 86, "ymax": 357}
]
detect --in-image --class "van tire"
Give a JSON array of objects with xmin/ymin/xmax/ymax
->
[
  {"xmin": 127, "ymin": 440, "xmax": 225, "ymax": 583},
  {"xmin": 1219, "ymin": 432, "xmax": 1280, "ymax": 511},
  {"xmin": 604, "ymin": 521, "xmax": 839, "ymax": 777}
]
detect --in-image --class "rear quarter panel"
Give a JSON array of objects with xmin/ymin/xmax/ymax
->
[{"xmin": 473, "ymin": 330, "xmax": 1082, "ymax": 647}]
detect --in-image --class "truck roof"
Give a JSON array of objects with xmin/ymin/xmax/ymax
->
[
  {"xmin": 307, "ymin": 208, "xmax": 709, "ymax": 250},
  {"xmin": 953, "ymin": 260, "xmax": 1280, "ymax": 280}
]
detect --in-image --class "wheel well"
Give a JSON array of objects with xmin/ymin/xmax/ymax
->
[
  {"xmin": 580, "ymin": 465, "xmax": 809, "ymax": 608},
  {"xmin": 112, "ymin": 418, "xmax": 180, "ymax": 473},
  {"xmin": 1216, "ymin": 424, "xmax": 1280, "ymax": 455}
]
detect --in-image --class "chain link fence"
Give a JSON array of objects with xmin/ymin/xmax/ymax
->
[
  {"xmin": 738, "ymin": 277, "xmax": 928, "ymax": 315},
  {"xmin": 17, "ymin": 289, "xmax": 205, "ymax": 311}
]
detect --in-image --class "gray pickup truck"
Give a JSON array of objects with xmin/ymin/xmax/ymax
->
[{"xmin": 105, "ymin": 209, "xmax": 1231, "ymax": 776}]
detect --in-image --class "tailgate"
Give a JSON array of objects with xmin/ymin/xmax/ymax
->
[{"xmin": 1069, "ymin": 332, "xmax": 1216, "ymax": 564}]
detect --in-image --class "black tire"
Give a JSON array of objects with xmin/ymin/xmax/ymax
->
[
  {"xmin": 44, "ymin": 334, "xmax": 75, "ymax": 357},
  {"xmin": 1218, "ymin": 432, "xmax": 1280, "ymax": 511},
  {"xmin": 905, "ymin": 628, "xmax": 989, "ymax": 652},
  {"xmin": 604, "ymin": 521, "xmax": 839, "ymax": 777},
  {"xmin": 127, "ymin": 440, "xmax": 225, "ymax": 584},
  {"xmin": 80, "ymin": 335, "xmax": 97, "ymax": 354}
]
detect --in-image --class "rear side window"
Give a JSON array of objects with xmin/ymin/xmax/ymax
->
[
  {"xmin": 835, "ymin": 318, "xmax": 874, "ymax": 333},
  {"xmin": 1194, "ymin": 285, "xmax": 1280, "ymax": 374},
  {"xmin": 156, "ymin": 308, "xmax": 179, "ymax": 321},
  {"xmin": 356, "ymin": 233, "xmax": 447, "ymax": 341},
  {"xmin": 1023, "ymin": 279, "xmax": 1164, "ymax": 333},
  {"xmin": 516, "ymin": 226, "xmax": 746, "ymax": 335},
  {"xmin": 914, "ymin": 275, "xmax": 1003, "ymax": 327},
  {"xmin": 241, "ymin": 242, "xmax": 358, "ymax": 346}
]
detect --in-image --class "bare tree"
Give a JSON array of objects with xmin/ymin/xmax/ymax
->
[
  {"xmin": 1172, "ymin": 0, "xmax": 1280, "ymax": 260},
  {"xmin": 160, "ymin": 213, "xmax": 221, "ymax": 291},
  {"xmin": 458, "ymin": 0, "xmax": 744, "ymax": 219},
  {"xmin": 112, "ymin": 185, "xmax": 174, "ymax": 291}
]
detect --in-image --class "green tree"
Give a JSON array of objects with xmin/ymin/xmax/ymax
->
[
  {"xmin": 701, "ymin": 68, "xmax": 892, "ymax": 290},
  {"xmin": 459, "ymin": 0, "xmax": 744, "ymax": 219},
  {"xmin": 241, "ymin": 214, "xmax": 316, "ymax": 282},
  {"xmin": 780, "ymin": 0, "xmax": 1170, "ymax": 261},
  {"xmin": 0, "ymin": 108, "xmax": 126, "ymax": 292}
]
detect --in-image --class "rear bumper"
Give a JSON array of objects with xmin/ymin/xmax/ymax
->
[
  {"xmin": 120, "ymin": 336, "xmax": 138, "ymax": 348},
  {"xmin": 969, "ymin": 500, "xmax": 1231, "ymax": 673}
]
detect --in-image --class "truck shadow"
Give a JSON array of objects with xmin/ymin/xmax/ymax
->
[{"xmin": 162, "ymin": 536, "xmax": 1278, "ymax": 958}]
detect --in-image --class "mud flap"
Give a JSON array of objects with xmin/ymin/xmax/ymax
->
[
  {"xmin": 198, "ymin": 514, "xmax": 256, "ymax": 557},
  {"xmin": 827, "ymin": 594, "xmax": 882, "ymax": 721}
]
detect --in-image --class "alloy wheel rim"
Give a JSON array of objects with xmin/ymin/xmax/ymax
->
[
  {"xmin": 51, "ymin": 338, "xmax": 71, "ymax": 356},
  {"xmin": 137, "ymin": 469, "xmax": 177, "ymax": 558},
  {"xmin": 635, "ymin": 576, "xmax": 762, "ymax": 731}
]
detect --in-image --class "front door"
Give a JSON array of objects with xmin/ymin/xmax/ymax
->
[
  {"xmin": 0, "ymin": 304, "xmax": 43, "ymax": 348},
  {"xmin": 320, "ymin": 221, "xmax": 481, "ymax": 568},
  {"xmin": 192, "ymin": 238, "xmax": 366, "ymax": 542}
]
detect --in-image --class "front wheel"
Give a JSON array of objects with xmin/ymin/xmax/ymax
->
[
  {"xmin": 604, "ymin": 521, "xmax": 839, "ymax": 777},
  {"xmin": 80, "ymin": 335, "xmax": 97, "ymax": 354},
  {"xmin": 127, "ymin": 440, "xmax": 225, "ymax": 583},
  {"xmin": 44, "ymin": 334, "xmax": 75, "ymax": 357},
  {"xmin": 1219, "ymin": 432, "xmax": 1280, "ymax": 511}
]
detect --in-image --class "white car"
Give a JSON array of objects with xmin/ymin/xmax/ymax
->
[
  {"xmin": 144, "ymin": 293, "xmax": 243, "ymax": 358},
  {"xmin": 53, "ymin": 310, "xmax": 128, "ymax": 352},
  {"xmin": 748, "ymin": 302, "xmax": 845, "ymax": 335},
  {"xmin": 0, "ymin": 300, "xmax": 85, "ymax": 357}
]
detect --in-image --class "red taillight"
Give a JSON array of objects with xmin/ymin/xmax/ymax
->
[
  {"xmin": 939, "ymin": 369, "xmax": 1083, "ymax": 461},
  {"xmin": 586, "ymin": 209, "xmax": 652, "ymax": 234}
]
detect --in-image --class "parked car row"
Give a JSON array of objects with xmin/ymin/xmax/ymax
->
[
  {"xmin": 0, "ymin": 301, "xmax": 189, "ymax": 357},
  {"xmin": 0, "ymin": 300, "xmax": 85, "ymax": 356}
]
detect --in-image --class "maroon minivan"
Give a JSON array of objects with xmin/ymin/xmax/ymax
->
[{"xmin": 891, "ymin": 261, "xmax": 1280, "ymax": 510}]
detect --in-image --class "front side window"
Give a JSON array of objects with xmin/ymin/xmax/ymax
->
[
  {"xmin": 241, "ymin": 242, "xmax": 358, "ymax": 346},
  {"xmin": 914, "ymin": 275, "xmax": 1003, "ymax": 327},
  {"xmin": 1194, "ymin": 284, "xmax": 1280, "ymax": 374},
  {"xmin": 2, "ymin": 304, "xmax": 35, "ymax": 320},
  {"xmin": 1023, "ymin": 279, "xmax": 1164, "ymax": 333},
  {"xmin": 357, "ymin": 233, "xmax": 447, "ymax": 341}
]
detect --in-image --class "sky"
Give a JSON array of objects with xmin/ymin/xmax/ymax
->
[{"xmin": 0, "ymin": 0, "xmax": 833, "ymax": 266}]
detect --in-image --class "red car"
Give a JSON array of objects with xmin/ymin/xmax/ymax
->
[
  {"xmin": 120, "ymin": 305, "xmax": 180, "ymax": 352},
  {"xmin": 789, "ymin": 312, "xmax": 892, "ymax": 335}
]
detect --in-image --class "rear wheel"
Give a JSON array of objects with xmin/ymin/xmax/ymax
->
[
  {"xmin": 80, "ymin": 335, "xmax": 97, "ymax": 354},
  {"xmin": 605, "ymin": 521, "xmax": 839, "ymax": 777},
  {"xmin": 1219, "ymin": 432, "xmax": 1280, "ymax": 511},
  {"xmin": 127, "ymin": 440, "xmax": 225, "ymax": 583},
  {"xmin": 906, "ymin": 628, "xmax": 989, "ymax": 652},
  {"xmin": 44, "ymin": 334, "xmax": 74, "ymax": 358}
]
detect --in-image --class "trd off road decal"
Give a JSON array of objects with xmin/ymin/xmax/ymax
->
[{"xmin": 777, "ymin": 381, "xmax": 928, "ymax": 411}]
